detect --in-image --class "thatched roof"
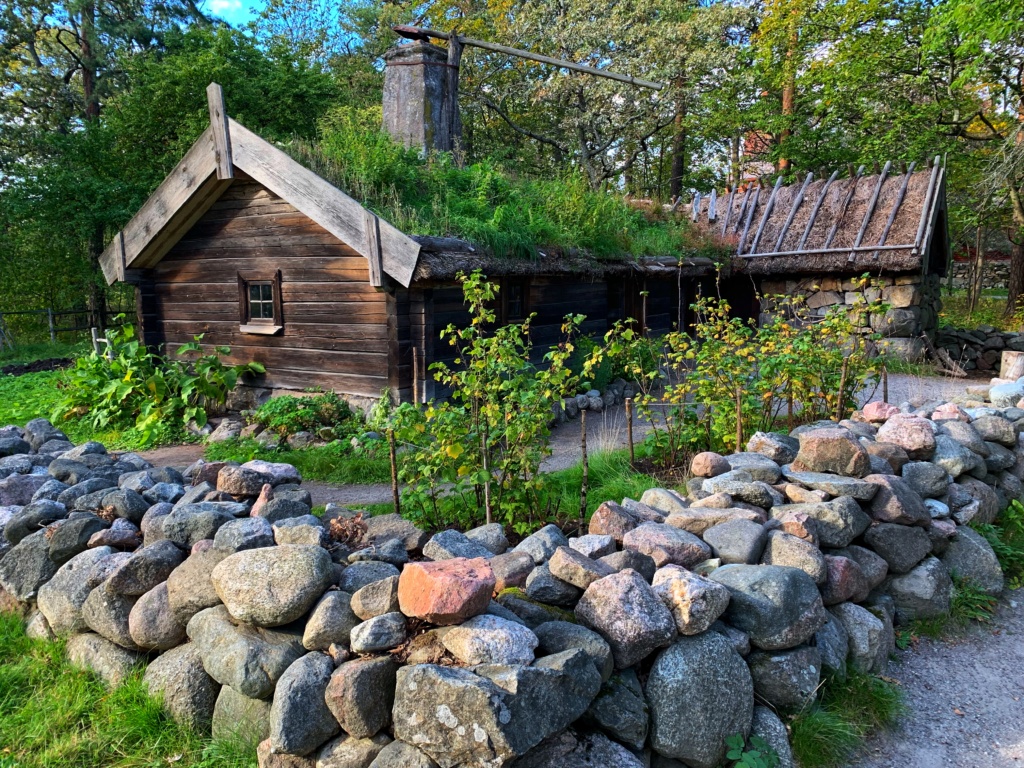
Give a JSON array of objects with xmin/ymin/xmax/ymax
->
[
  {"xmin": 410, "ymin": 236, "xmax": 717, "ymax": 282},
  {"xmin": 688, "ymin": 160, "xmax": 948, "ymax": 276}
]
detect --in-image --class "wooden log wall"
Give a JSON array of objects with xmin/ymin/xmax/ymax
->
[{"xmin": 138, "ymin": 178, "xmax": 391, "ymax": 398}]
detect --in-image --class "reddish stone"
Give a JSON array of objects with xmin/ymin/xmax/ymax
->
[
  {"xmin": 690, "ymin": 452, "xmax": 731, "ymax": 478},
  {"xmin": 783, "ymin": 484, "xmax": 828, "ymax": 504},
  {"xmin": 775, "ymin": 510, "xmax": 819, "ymax": 545},
  {"xmin": 589, "ymin": 501, "xmax": 637, "ymax": 543},
  {"xmin": 191, "ymin": 539, "xmax": 215, "ymax": 555},
  {"xmin": 195, "ymin": 461, "xmax": 229, "ymax": 487},
  {"xmin": 820, "ymin": 555, "xmax": 869, "ymax": 606},
  {"xmin": 876, "ymin": 414, "xmax": 936, "ymax": 461},
  {"xmin": 931, "ymin": 403, "xmax": 970, "ymax": 422},
  {"xmin": 397, "ymin": 557, "xmax": 495, "ymax": 625},
  {"xmin": 862, "ymin": 401, "xmax": 900, "ymax": 423},
  {"xmin": 791, "ymin": 428, "xmax": 871, "ymax": 478},
  {"xmin": 256, "ymin": 739, "xmax": 314, "ymax": 768},
  {"xmin": 250, "ymin": 484, "xmax": 274, "ymax": 518},
  {"xmin": 489, "ymin": 551, "xmax": 535, "ymax": 592}
]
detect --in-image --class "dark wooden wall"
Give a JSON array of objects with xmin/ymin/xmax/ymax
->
[{"xmin": 137, "ymin": 177, "xmax": 392, "ymax": 399}]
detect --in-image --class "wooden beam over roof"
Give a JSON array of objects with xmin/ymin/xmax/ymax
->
[{"xmin": 99, "ymin": 84, "xmax": 421, "ymax": 288}]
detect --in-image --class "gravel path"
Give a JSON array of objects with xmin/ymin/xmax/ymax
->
[{"xmin": 850, "ymin": 592, "xmax": 1024, "ymax": 768}]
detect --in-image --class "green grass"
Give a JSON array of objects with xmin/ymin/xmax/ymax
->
[
  {"xmin": 0, "ymin": 370, "xmax": 192, "ymax": 451},
  {"xmin": 205, "ymin": 438, "xmax": 394, "ymax": 485},
  {"xmin": 973, "ymin": 502, "xmax": 1024, "ymax": 590},
  {"xmin": 536, "ymin": 449, "xmax": 663, "ymax": 522},
  {"xmin": 0, "ymin": 612, "xmax": 255, "ymax": 768},
  {"xmin": 939, "ymin": 293, "xmax": 1020, "ymax": 332},
  {"xmin": 0, "ymin": 340, "xmax": 87, "ymax": 367},
  {"xmin": 895, "ymin": 574, "xmax": 999, "ymax": 650},
  {"xmin": 789, "ymin": 671, "xmax": 906, "ymax": 768},
  {"xmin": 287, "ymin": 106, "xmax": 727, "ymax": 263}
]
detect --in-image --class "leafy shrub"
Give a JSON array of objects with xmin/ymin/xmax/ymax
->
[
  {"xmin": 251, "ymin": 391, "xmax": 356, "ymax": 437},
  {"xmin": 973, "ymin": 498, "xmax": 1024, "ymax": 589},
  {"xmin": 726, "ymin": 733, "xmax": 779, "ymax": 767},
  {"xmin": 392, "ymin": 272, "xmax": 583, "ymax": 534},
  {"xmin": 54, "ymin": 323, "xmax": 263, "ymax": 447},
  {"xmin": 602, "ymin": 291, "xmax": 885, "ymax": 464}
]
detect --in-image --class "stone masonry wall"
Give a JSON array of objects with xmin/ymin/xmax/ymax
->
[
  {"xmin": 0, "ymin": 395, "xmax": 1011, "ymax": 768},
  {"xmin": 760, "ymin": 273, "xmax": 942, "ymax": 363}
]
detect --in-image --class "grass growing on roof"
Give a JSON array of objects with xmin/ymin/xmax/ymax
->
[
  {"xmin": 789, "ymin": 670, "xmax": 906, "ymax": 768},
  {"xmin": 287, "ymin": 106, "xmax": 724, "ymax": 262},
  {"xmin": 0, "ymin": 612, "xmax": 256, "ymax": 767}
]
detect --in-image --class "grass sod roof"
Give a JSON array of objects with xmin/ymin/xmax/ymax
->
[
  {"xmin": 688, "ymin": 163, "xmax": 947, "ymax": 276},
  {"xmin": 283, "ymin": 110, "xmax": 727, "ymax": 276}
]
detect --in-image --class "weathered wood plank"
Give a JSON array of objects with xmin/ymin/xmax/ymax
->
[{"xmin": 229, "ymin": 118, "xmax": 421, "ymax": 287}]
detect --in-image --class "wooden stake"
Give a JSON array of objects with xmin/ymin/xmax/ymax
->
[
  {"xmin": 882, "ymin": 365, "xmax": 888, "ymax": 403},
  {"xmin": 625, "ymin": 398, "xmax": 635, "ymax": 466},
  {"xmin": 579, "ymin": 408, "xmax": 588, "ymax": 532},
  {"xmin": 412, "ymin": 347, "xmax": 419, "ymax": 405},
  {"xmin": 788, "ymin": 388, "xmax": 794, "ymax": 432},
  {"xmin": 735, "ymin": 387, "xmax": 744, "ymax": 452},
  {"xmin": 388, "ymin": 429, "xmax": 400, "ymax": 516},
  {"xmin": 836, "ymin": 357, "xmax": 849, "ymax": 422}
]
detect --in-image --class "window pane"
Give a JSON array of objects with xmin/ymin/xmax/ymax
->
[
  {"xmin": 261, "ymin": 284, "xmax": 273, "ymax": 301},
  {"xmin": 249, "ymin": 284, "xmax": 260, "ymax": 302}
]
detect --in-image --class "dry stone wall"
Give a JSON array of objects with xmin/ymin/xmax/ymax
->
[
  {"xmin": 0, "ymin": 395, "xmax": 1011, "ymax": 768},
  {"xmin": 936, "ymin": 327, "xmax": 1024, "ymax": 372},
  {"xmin": 760, "ymin": 272, "xmax": 942, "ymax": 362}
]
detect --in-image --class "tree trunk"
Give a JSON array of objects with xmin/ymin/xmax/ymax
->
[
  {"xmin": 1007, "ymin": 183, "xmax": 1024, "ymax": 316},
  {"xmin": 969, "ymin": 225, "xmax": 985, "ymax": 313},
  {"xmin": 80, "ymin": 2, "xmax": 100, "ymax": 121},
  {"xmin": 778, "ymin": 10, "xmax": 799, "ymax": 172},
  {"xmin": 669, "ymin": 81, "xmax": 686, "ymax": 201},
  {"xmin": 88, "ymin": 222, "xmax": 108, "ymax": 329},
  {"xmin": 730, "ymin": 133, "xmax": 741, "ymax": 189}
]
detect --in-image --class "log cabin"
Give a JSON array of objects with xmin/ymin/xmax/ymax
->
[{"xmin": 98, "ymin": 85, "xmax": 715, "ymax": 409}]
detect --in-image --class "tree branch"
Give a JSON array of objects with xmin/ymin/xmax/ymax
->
[{"xmin": 479, "ymin": 95, "xmax": 566, "ymax": 162}]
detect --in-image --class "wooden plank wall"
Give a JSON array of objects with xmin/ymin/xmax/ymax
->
[{"xmin": 138, "ymin": 178, "xmax": 391, "ymax": 398}]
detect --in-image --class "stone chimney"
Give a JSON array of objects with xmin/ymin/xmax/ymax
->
[{"xmin": 383, "ymin": 42, "xmax": 450, "ymax": 153}]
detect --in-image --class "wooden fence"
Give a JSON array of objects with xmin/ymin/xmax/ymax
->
[{"xmin": 0, "ymin": 308, "xmax": 130, "ymax": 352}]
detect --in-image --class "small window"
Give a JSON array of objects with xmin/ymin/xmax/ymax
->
[
  {"xmin": 238, "ymin": 270, "xmax": 283, "ymax": 334},
  {"xmin": 502, "ymin": 279, "xmax": 529, "ymax": 323}
]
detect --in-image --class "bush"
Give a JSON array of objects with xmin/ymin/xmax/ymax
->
[
  {"xmin": 250, "ymin": 391, "xmax": 357, "ymax": 438},
  {"xmin": 973, "ymin": 498, "xmax": 1024, "ymax": 590},
  {"xmin": 392, "ymin": 271, "xmax": 582, "ymax": 534},
  {"xmin": 54, "ymin": 323, "xmax": 263, "ymax": 447},
  {"xmin": 608, "ymin": 290, "xmax": 885, "ymax": 464}
]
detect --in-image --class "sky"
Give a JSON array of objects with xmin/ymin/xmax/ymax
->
[{"xmin": 202, "ymin": 0, "xmax": 266, "ymax": 27}]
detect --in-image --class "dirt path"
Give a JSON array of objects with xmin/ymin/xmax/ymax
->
[{"xmin": 850, "ymin": 591, "xmax": 1024, "ymax": 768}]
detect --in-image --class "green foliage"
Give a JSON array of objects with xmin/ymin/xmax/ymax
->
[
  {"xmin": 392, "ymin": 272, "xmax": 583, "ymax": 534},
  {"xmin": 0, "ymin": 372, "xmax": 66, "ymax": 430},
  {"xmin": 0, "ymin": 611, "xmax": 256, "ymax": 767},
  {"xmin": 621, "ymin": 289, "xmax": 884, "ymax": 464},
  {"xmin": 204, "ymin": 438, "xmax": 392, "ymax": 486},
  {"xmin": 725, "ymin": 733, "xmax": 780, "ymax": 768},
  {"xmin": 250, "ymin": 392, "xmax": 356, "ymax": 438},
  {"xmin": 789, "ymin": 670, "xmax": 905, "ymax": 768},
  {"xmin": 973, "ymin": 499, "xmax": 1024, "ymax": 590},
  {"xmin": 0, "ymin": 341, "xmax": 87, "ymax": 367},
  {"xmin": 939, "ymin": 293, "xmax": 1020, "ymax": 333},
  {"xmin": 366, "ymin": 390, "xmax": 394, "ymax": 433},
  {"xmin": 55, "ymin": 323, "xmax": 264, "ymax": 448},
  {"xmin": 289, "ymin": 107, "xmax": 721, "ymax": 261},
  {"xmin": 950, "ymin": 576, "xmax": 999, "ymax": 625}
]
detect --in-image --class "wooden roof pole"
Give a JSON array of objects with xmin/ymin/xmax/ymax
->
[
  {"xmin": 847, "ymin": 160, "xmax": 891, "ymax": 262},
  {"xmin": 737, "ymin": 186, "xmax": 761, "ymax": 255},
  {"xmin": 797, "ymin": 170, "xmax": 839, "ymax": 251},
  {"xmin": 871, "ymin": 161, "xmax": 916, "ymax": 260},
  {"xmin": 720, "ymin": 187, "xmax": 737, "ymax": 236},
  {"xmin": 393, "ymin": 25, "xmax": 665, "ymax": 91},
  {"xmin": 747, "ymin": 176, "xmax": 785, "ymax": 255},
  {"xmin": 823, "ymin": 165, "xmax": 865, "ymax": 248},
  {"xmin": 732, "ymin": 186, "xmax": 753, "ymax": 234},
  {"xmin": 773, "ymin": 172, "xmax": 813, "ymax": 252},
  {"xmin": 913, "ymin": 156, "xmax": 943, "ymax": 255}
]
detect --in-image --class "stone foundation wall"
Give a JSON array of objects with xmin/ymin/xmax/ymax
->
[
  {"xmin": 936, "ymin": 328, "xmax": 1024, "ymax": 372},
  {"xmin": 760, "ymin": 273, "xmax": 942, "ymax": 362},
  {"xmin": 0, "ymin": 396, "xmax": 1011, "ymax": 768}
]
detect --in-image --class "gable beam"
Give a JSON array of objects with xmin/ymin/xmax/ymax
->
[
  {"xmin": 207, "ymin": 83, "xmax": 234, "ymax": 180},
  {"xmin": 229, "ymin": 118, "xmax": 420, "ymax": 287}
]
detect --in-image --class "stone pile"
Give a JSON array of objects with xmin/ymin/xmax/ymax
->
[
  {"xmin": 0, "ymin": 395, "xmax": 1010, "ymax": 768},
  {"xmin": 936, "ymin": 326, "xmax": 1024, "ymax": 372}
]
